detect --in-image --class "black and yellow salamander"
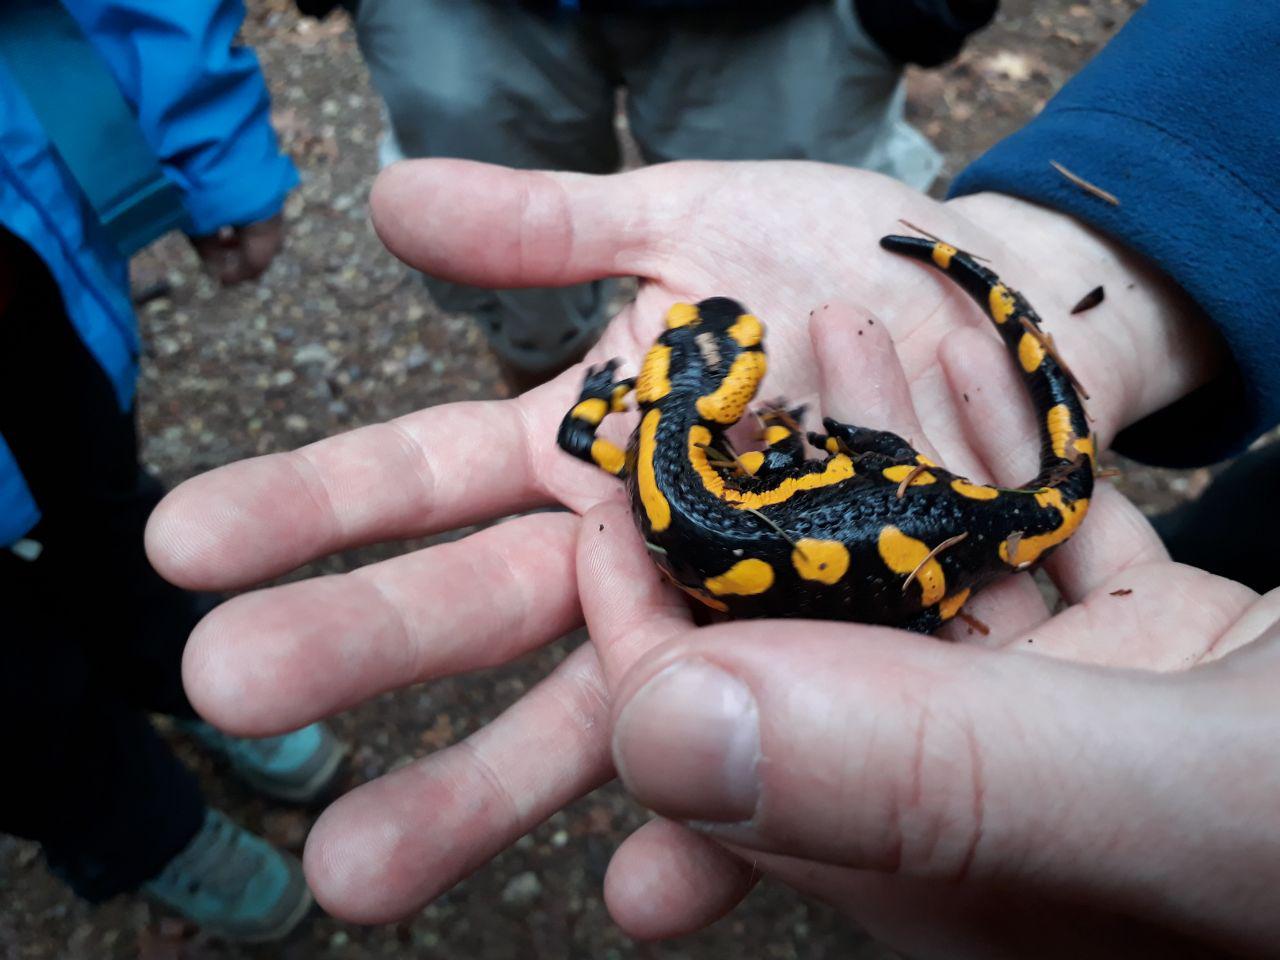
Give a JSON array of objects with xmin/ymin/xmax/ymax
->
[{"xmin": 557, "ymin": 235, "xmax": 1095, "ymax": 633}]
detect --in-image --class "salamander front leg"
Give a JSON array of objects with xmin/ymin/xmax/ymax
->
[
  {"xmin": 809, "ymin": 416, "xmax": 917, "ymax": 462},
  {"xmin": 746, "ymin": 402, "xmax": 808, "ymax": 475},
  {"xmin": 556, "ymin": 360, "xmax": 634, "ymax": 477}
]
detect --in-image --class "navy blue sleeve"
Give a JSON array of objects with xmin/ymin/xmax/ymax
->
[{"xmin": 949, "ymin": 0, "xmax": 1280, "ymax": 467}]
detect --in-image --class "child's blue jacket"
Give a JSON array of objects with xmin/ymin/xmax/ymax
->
[{"xmin": 0, "ymin": 0, "xmax": 297, "ymax": 544}]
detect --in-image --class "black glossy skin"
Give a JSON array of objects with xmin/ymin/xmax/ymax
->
[{"xmin": 557, "ymin": 236, "xmax": 1095, "ymax": 633}]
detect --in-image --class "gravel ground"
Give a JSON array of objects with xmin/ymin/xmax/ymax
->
[{"xmin": 2, "ymin": 2, "xmax": 1216, "ymax": 958}]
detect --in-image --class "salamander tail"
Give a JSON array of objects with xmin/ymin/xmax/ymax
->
[{"xmin": 879, "ymin": 234, "xmax": 1094, "ymax": 502}]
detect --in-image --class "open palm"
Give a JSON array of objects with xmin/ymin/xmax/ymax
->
[
  {"xmin": 146, "ymin": 159, "xmax": 1218, "ymax": 927},
  {"xmin": 581, "ymin": 371, "xmax": 1276, "ymax": 958}
]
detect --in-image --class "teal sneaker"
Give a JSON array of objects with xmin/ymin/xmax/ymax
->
[
  {"xmin": 144, "ymin": 809, "xmax": 312, "ymax": 943},
  {"xmin": 181, "ymin": 720, "xmax": 345, "ymax": 804}
]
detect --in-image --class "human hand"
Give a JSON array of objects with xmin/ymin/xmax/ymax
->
[
  {"xmin": 591, "ymin": 492, "xmax": 1279, "ymax": 957},
  {"xmin": 146, "ymin": 158, "xmax": 1222, "ymax": 925},
  {"xmin": 572, "ymin": 299, "xmax": 1274, "ymax": 957},
  {"xmin": 189, "ymin": 213, "xmax": 285, "ymax": 284}
]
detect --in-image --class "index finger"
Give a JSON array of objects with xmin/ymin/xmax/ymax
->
[
  {"xmin": 577, "ymin": 499, "xmax": 694, "ymax": 690},
  {"xmin": 147, "ymin": 381, "xmax": 618, "ymax": 590}
]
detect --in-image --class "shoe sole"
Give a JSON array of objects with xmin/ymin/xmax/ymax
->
[
  {"xmin": 233, "ymin": 884, "xmax": 316, "ymax": 944},
  {"xmin": 239, "ymin": 740, "xmax": 348, "ymax": 805}
]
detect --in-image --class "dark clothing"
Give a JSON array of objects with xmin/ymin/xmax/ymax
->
[
  {"xmin": 951, "ymin": 0, "xmax": 1280, "ymax": 468},
  {"xmin": 301, "ymin": 0, "xmax": 996, "ymax": 68},
  {"xmin": 0, "ymin": 230, "xmax": 207, "ymax": 901},
  {"xmin": 852, "ymin": 0, "xmax": 996, "ymax": 66},
  {"xmin": 1154, "ymin": 444, "xmax": 1280, "ymax": 594}
]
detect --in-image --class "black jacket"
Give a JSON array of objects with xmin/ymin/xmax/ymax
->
[{"xmin": 299, "ymin": 0, "xmax": 997, "ymax": 68}]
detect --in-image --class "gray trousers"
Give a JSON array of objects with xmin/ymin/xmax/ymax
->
[{"xmin": 355, "ymin": 0, "xmax": 941, "ymax": 371}]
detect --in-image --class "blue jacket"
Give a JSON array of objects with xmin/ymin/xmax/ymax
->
[
  {"xmin": 0, "ymin": 0, "xmax": 298, "ymax": 545},
  {"xmin": 952, "ymin": 0, "xmax": 1280, "ymax": 467}
]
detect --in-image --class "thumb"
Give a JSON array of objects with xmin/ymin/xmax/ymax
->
[
  {"xmin": 609, "ymin": 624, "xmax": 1273, "ymax": 938},
  {"xmin": 369, "ymin": 159, "xmax": 671, "ymax": 288}
]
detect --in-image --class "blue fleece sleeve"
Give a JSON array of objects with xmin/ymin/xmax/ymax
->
[
  {"xmin": 950, "ymin": 0, "xmax": 1280, "ymax": 467},
  {"xmin": 65, "ymin": 0, "xmax": 299, "ymax": 236}
]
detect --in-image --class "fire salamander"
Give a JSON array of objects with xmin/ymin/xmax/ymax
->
[{"xmin": 557, "ymin": 235, "xmax": 1094, "ymax": 633}]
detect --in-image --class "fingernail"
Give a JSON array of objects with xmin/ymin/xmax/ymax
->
[{"xmin": 613, "ymin": 659, "xmax": 760, "ymax": 821}]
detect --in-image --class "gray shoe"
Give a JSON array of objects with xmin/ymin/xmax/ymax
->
[
  {"xmin": 181, "ymin": 720, "xmax": 345, "ymax": 804},
  {"xmin": 143, "ymin": 809, "xmax": 312, "ymax": 943}
]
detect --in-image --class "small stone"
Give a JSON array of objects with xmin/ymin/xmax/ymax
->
[
  {"xmin": 551, "ymin": 830, "xmax": 569, "ymax": 848},
  {"xmin": 329, "ymin": 929, "xmax": 349, "ymax": 949},
  {"xmin": 262, "ymin": 810, "xmax": 309, "ymax": 849},
  {"xmin": 501, "ymin": 871, "xmax": 542, "ymax": 908},
  {"xmin": 406, "ymin": 345, "xmax": 430, "ymax": 370},
  {"xmin": 294, "ymin": 342, "xmax": 336, "ymax": 367},
  {"xmin": 274, "ymin": 369, "xmax": 297, "ymax": 387}
]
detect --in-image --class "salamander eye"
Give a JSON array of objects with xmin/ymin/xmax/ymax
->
[{"xmin": 695, "ymin": 331, "xmax": 723, "ymax": 371}]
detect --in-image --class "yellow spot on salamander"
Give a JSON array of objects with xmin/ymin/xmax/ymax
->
[
  {"xmin": 1047, "ymin": 403, "xmax": 1075, "ymax": 459},
  {"xmin": 938, "ymin": 588, "xmax": 971, "ymax": 621},
  {"xmin": 690, "ymin": 425, "xmax": 855, "ymax": 509},
  {"xmin": 609, "ymin": 383, "xmax": 631, "ymax": 412},
  {"xmin": 696, "ymin": 350, "xmax": 767, "ymax": 424},
  {"xmin": 763, "ymin": 425, "xmax": 790, "ymax": 446},
  {"xmin": 792, "ymin": 539, "xmax": 850, "ymax": 585},
  {"xmin": 1018, "ymin": 331, "xmax": 1045, "ymax": 372},
  {"xmin": 884, "ymin": 464, "xmax": 936, "ymax": 487},
  {"xmin": 932, "ymin": 242, "xmax": 958, "ymax": 269},
  {"xmin": 989, "ymin": 284, "xmax": 1016, "ymax": 324},
  {"xmin": 1075, "ymin": 435, "xmax": 1096, "ymax": 462},
  {"xmin": 916, "ymin": 454, "xmax": 938, "ymax": 467},
  {"xmin": 878, "ymin": 526, "xmax": 947, "ymax": 606},
  {"xmin": 665, "ymin": 302, "xmax": 699, "ymax": 329},
  {"xmin": 635, "ymin": 344, "xmax": 672, "ymax": 404},
  {"xmin": 951, "ymin": 478, "xmax": 1000, "ymax": 500},
  {"xmin": 571, "ymin": 398, "xmax": 608, "ymax": 425},
  {"xmin": 705, "ymin": 558, "xmax": 774, "ymax": 597},
  {"xmin": 728, "ymin": 313, "xmax": 763, "ymax": 348},
  {"xmin": 825, "ymin": 437, "xmax": 841, "ymax": 454},
  {"xmin": 590, "ymin": 438, "xmax": 626, "ymax": 475},
  {"xmin": 738, "ymin": 450, "xmax": 764, "ymax": 475},
  {"xmin": 638, "ymin": 409, "xmax": 671, "ymax": 531},
  {"xmin": 999, "ymin": 487, "xmax": 1090, "ymax": 566}
]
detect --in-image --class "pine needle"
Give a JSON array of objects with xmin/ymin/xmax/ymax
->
[
  {"xmin": 902, "ymin": 532, "xmax": 969, "ymax": 593},
  {"xmin": 744, "ymin": 506, "xmax": 808, "ymax": 561},
  {"xmin": 1050, "ymin": 160, "xmax": 1120, "ymax": 206},
  {"xmin": 1019, "ymin": 315, "xmax": 1091, "ymax": 400},
  {"xmin": 896, "ymin": 220, "xmax": 991, "ymax": 262},
  {"xmin": 896, "ymin": 464, "xmax": 929, "ymax": 499}
]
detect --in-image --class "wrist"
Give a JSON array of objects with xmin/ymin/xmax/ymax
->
[{"xmin": 944, "ymin": 192, "xmax": 1225, "ymax": 447}]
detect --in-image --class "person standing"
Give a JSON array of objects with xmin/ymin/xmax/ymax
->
[
  {"xmin": 0, "ymin": 0, "xmax": 342, "ymax": 942},
  {"xmin": 335, "ymin": 0, "xmax": 996, "ymax": 389}
]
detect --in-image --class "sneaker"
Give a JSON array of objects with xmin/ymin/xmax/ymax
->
[
  {"xmin": 144, "ymin": 809, "xmax": 312, "ymax": 943},
  {"xmin": 181, "ymin": 720, "xmax": 345, "ymax": 805}
]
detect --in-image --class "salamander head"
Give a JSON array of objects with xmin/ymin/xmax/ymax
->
[{"xmin": 658, "ymin": 298, "xmax": 768, "ymax": 423}]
